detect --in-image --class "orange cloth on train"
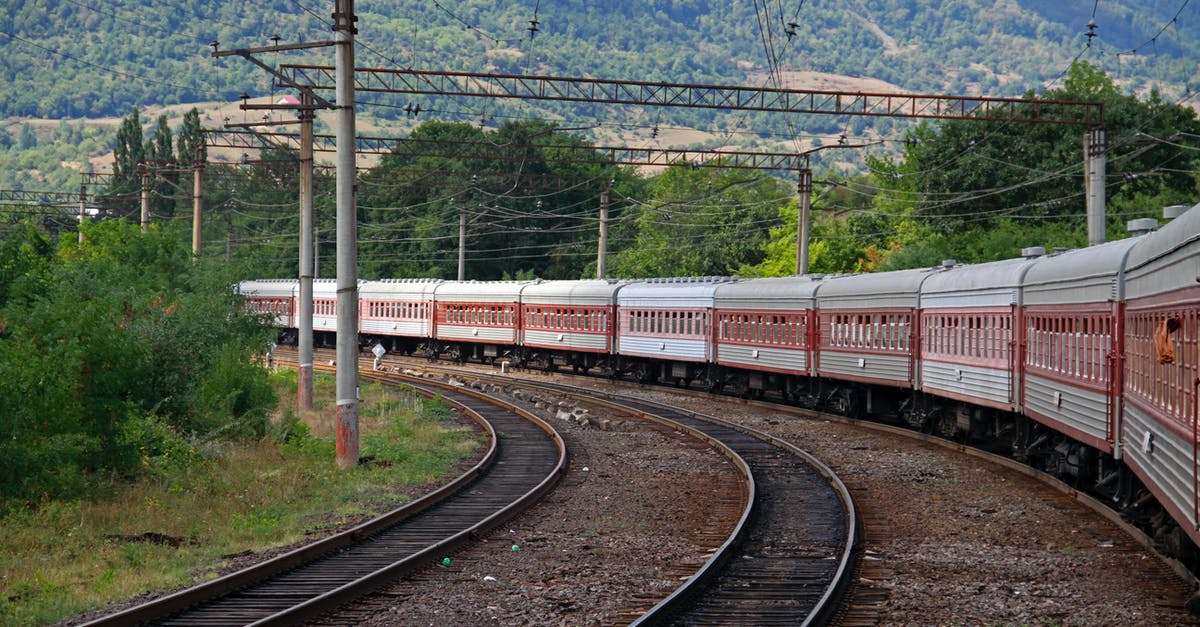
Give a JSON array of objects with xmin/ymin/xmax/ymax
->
[{"xmin": 1155, "ymin": 318, "xmax": 1181, "ymax": 365}]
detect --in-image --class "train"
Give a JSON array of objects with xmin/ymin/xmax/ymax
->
[{"xmin": 241, "ymin": 200, "xmax": 1200, "ymax": 581}]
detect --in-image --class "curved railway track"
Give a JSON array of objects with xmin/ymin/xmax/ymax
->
[
  {"xmin": 383, "ymin": 358, "xmax": 859, "ymax": 625},
  {"xmin": 81, "ymin": 368, "xmax": 567, "ymax": 627}
]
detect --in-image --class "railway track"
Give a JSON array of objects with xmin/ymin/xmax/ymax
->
[
  {"xmin": 81, "ymin": 363, "xmax": 567, "ymax": 626},
  {"xmin": 289, "ymin": 349, "xmax": 1198, "ymax": 623},
  {"xmin": 393, "ymin": 359, "xmax": 859, "ymax": 625}
]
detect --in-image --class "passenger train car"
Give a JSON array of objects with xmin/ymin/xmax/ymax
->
[{"xmin": 241, "ymin": 201, "xmax": 1200, "ymax": 574}]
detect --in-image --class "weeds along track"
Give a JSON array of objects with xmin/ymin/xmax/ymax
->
[
  {"xmin": 81, "ymin": 357, "xmax": 567, "ymax": 626},
  {"xmin": 397, "ymin": 358, "xmax": 858, "ymax": 625}
]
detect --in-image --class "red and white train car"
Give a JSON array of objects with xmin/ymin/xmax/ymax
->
[
  {"xmin": 359, "ymin": 279, "xmax": 442, "ymax": 354},
  {"xmin": 918, "ymin": 257, "xmax": 1038, "ymax": 420},
  {"xmin": 814, "ymin": 268, "xmax": 937, "ymax": 414},
  {"xmin": 519, "ymin": 279, "xmax": 628, "ymax": 372},
  {"xmin": 711, "ymin": 276, "xmax": 821, "ymax": 397},
  {"xmin": 433, "ymin": 281, "xmax": 527, "ymax": 362},
  {"xmin": 616, "ymin": 277, "xmax": 735, "ymax": 384},
  {"xmin": 1020, "ymin": 238, "xmax": 1141, "ymax": 455},
  {"xmin": 1120, "ymin": 204, "xmax": 1200, "ymax": 545},
  {"xmin": 238, "ymin": 279, "xmax": 297, "ymax": 331},
  {"xmin": 311, "ymin": 278, "xmax": 342, "ymax": 336}
]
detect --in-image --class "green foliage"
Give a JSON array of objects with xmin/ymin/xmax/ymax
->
[
  {"xmin": 796, "ymin": 61, "xmax": 1200, "ymax": 272},
  {"xmin": 357, "ymin": 120, "xmax": 626, "ymax": 280},
  {"xmin": 609, "ymin": 164, "xmax": 789, "ymax": 277},
  {"xmin": 6, "ymin": 2, "xmax": 1200, "ymax": 196},
  {"xmin": 0, "ymin": 220, "xmax": 277, "ymax": 509},
  {"xmin": 189, "ymin": 342, "xmax": 278, "ymax": 440}
]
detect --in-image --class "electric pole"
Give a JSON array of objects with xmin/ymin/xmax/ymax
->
[
  {"xmin": 139, "ymin": 162, "xmax": 150, "ymax": 233},
  {"xmin": 333, "ymin": 0, "xmax": 360, "ymax": 468},
  {"xmin": 796, "ymin": 168, "xmax": 812, "ymax": 275},
  {"xmin": 192, "ymin": 146, "xmax": 204, "ymax": 258},
  {"xmin": 597, "ymin": 187, "xmax": 609, "ymax": 278},
  {"xmin": 298, "ymin": 92, "xmax": 315, "ymax": 411}
]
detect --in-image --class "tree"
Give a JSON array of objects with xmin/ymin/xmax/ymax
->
[
  {"xmin": 112, "ymin": 109, "xmax": 144, "ymax": 181},
  {"xmin": 357, "ymin": 120, "xmax": 624, "ymax": 280},
  {"xmin": 609, "ymin": 164, "xmax": 789, "ymax": 277},
  {"xmin": 0, "ymin": 220, "xmax": 277, "ymax": 507},
  {"xmin": 176, "ymin": 108, "xmax": 206, "ymax": 167},
  {"xmin": 868, "ymin": 61, "xmax": 1200, "ymax": 268},
  {"xmin": 737, "ymin": 172, "xmax": 885, "ymax": 277},
  {"xmin": 145, "ymin": 114, "xmax": 177, "ymax": 220}
]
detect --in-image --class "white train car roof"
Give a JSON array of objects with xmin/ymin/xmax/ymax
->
[
  {"xmin": 360, "ymin": 278, "xmax": 444, "ymax": 300},
  {"xmin": 521, "ymin": 279, "xmax": 631, "ymax": 306},
  {"xmin": 921, "ymin": 257, "xmax": 1039, "ymax": 309},
  {"xmin": 1124, "ymin": 202, "xmax": 1200, "ymax": 300},
  {"xmin": 816, "ymin": 267, "xmax": 939, "ymax": 309},
  {"xmin": 434, "ymin": 280, "xmax": 530, "ymax": 302},
  {"xmin": 617, "ymin": 277, "xmax": 736, "ymax": 308},
  {"xmin": 713, "ymin": 276, "xmax": 821, "ymax": 310},
  {"xmin": 239, "ymin": 278, "xmax": 297, "ymax": 298},
  {"xmin": 1022, "ymin": 237, "xmax": 1143, "ymax": 306},
  {"xmin": 311, "ymin": 278, "xmax": 347, "ymax": 299}
]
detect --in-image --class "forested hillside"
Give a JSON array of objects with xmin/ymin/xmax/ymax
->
[
  {"xmin": 0, "ymin": 2, "xmax": 1198, "ymax": 281},
  {"xmin": 2, "ymin": 1, "xmax": 1198, "ymax": 195},
  {"xmin": 3, "ymin": 0, "xmax": 1197, "ymax": 120}
]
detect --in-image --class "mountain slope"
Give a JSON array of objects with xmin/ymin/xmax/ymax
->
[
  {"xmin": 2, "ymin": 0, "xmax": 1196, "ymax": 120},
  {"xmin": 1, "ymin": 1, "xmax": 1197, "ymax": 193}
]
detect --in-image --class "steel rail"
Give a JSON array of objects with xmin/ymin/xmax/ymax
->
[{"xmin": 81, "ymin": 363, "xmax": 565, "ymax": 626}]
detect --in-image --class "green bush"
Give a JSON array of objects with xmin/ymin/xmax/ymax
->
[
  {"xmin": 0, "ymin": 220, "xmax": 278, "ymax": 509},
  {"xmin": 189, "ymin": 343, "xmax": 278, "ymax": 440}
]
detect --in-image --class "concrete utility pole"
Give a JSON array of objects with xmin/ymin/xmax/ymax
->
[
  {"xmin": 139, "ymin": 162, "xmax": 150, "ymax": 233},
  {"xmin": 796, "ymin": 169, "xmax": 812, "ymax": 275},
  {"xmin": 333, "ymin": 0, "xmax": 360, "ymax": 468},
  {"xmin": 298, "ymin": 92, "xmax": 315, "ymax": 411},
  {"xmin": 794, "ymin": 141, "xmax": 874, "ymax": 275},
  {"xmin": 78, "ymin": 183, "xmax": 86, "ymax": 244},
  {"xmin": 597, "ymin": 187, "xmax": 609, "ymax": 278},
  {"xmin": 1085, "ymin": 127, "xmax": 1107, "ymax": 246},
  {"xmin": 457, "ymin": 197, "xmax": 467, "ymax": 280},
  {"xmin": 192, "ymin": 146, "xmax": 204, "ymax": 258}
]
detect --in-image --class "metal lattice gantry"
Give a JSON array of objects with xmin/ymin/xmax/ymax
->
[
  {"xmin": 0, "ymin": 189, "xmax": 85, "ymax": 207},
  {"xmin": 278, "ymin": 66, "xmax": 1104, "ymax": 127},
  {"xmin": 204, "ymin": 129, "xmax": 807, "ymax": 171}
]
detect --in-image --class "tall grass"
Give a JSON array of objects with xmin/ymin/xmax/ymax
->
[{"xmin": 0, "ymin": 372, "xmax": 483, "ymax": 626}]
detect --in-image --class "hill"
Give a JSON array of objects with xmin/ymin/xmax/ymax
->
[{"xmin": 1, "ymin": 0, "xmax": 1198, "ymax": 192}]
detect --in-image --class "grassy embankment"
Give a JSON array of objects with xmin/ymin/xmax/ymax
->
[{"xmin": 0, "ymin": 370, "xmax": 484, "ymax": 626}]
